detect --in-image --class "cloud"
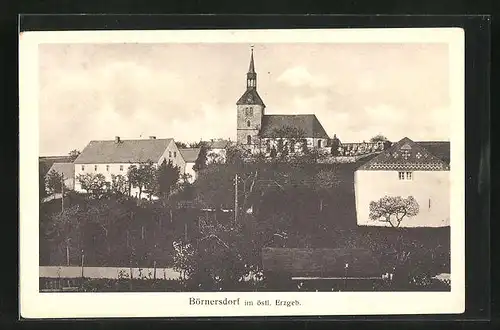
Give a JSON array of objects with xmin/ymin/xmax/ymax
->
[{"xmin": 276, "ymin": 66, "xmax": 331, "ymax": 88}]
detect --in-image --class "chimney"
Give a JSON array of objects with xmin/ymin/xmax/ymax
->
[
  {"xmin": 115, "ymin": 136, "xmax": 121, "ymax": 143},
  {"xmin": 149, "ymin": 136, "xmax": 156, "ymax": 139}
]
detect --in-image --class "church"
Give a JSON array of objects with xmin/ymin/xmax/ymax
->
[{"xmin": 236, "ymin": 49, "xmax": 330, "ymax": 155}]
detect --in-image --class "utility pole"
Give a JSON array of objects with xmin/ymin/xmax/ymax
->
[
  {"xmin": 234, "ymin": 173, "xmax": 238, "ymax": 223},
  {"xmin": 61, "ymin": 175, "xmax": 64, "ymax": 213}
]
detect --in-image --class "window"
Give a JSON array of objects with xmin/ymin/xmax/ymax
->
[
  {"xmin": 174, "ymin": 151, "xmax": 177, "ymax": 158},
  {"xmin": 169, "ymin": 151, "xmax": 172, "ymax": 157},
  {"xmin": 81, "ymin": 165, "xmax": 85, "ymax": 171},
  {"xmin": 398, "ymin": 171, "xmax": 413, "ymax": 180},
  {"xmin": 245, "ymin": 107, "xmax": 253, "ymax": 116},
  {"xmin": 317, "ymin": 139, "xmax": 322, "ymax": 148},
  {"xmin": 106, "ymin": 165, "xmax": 110, "ymax": 172},
  {"xmin": 247, "ymin": 135, "xmax": 252, "ymax": 145},
  {"xmin": 247, "ymin": 120, "xmax": 251, "ymax": 127},
  {"xmin": 120, "ymin": 165, "xmax": 124, "ymax": 171},
  {"xmin": 94, "ymin": 165, "xmax": 98, "ymax": 171},
  {"xmin": 429, "ymin": 198, "xmax": 431, "ymax": 209}
]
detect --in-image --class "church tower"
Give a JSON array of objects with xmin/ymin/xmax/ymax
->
[{"xmin": 236, "ymin": 47, "xmax": 266, "ymax": 149}]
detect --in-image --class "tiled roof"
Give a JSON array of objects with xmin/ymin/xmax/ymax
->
[
  {"xmin": 357, "ymin": 137, "xmax": 450, "ymax": 171},
  {"xmin": 261, "ymin": 248, "xmax": 380, "ymax": 277},
  {"xmin": 259, "ymin": 114, "xmax": 330, "ymax": 139},
  {"xmin": 179, "ymin": 148, "xmax": 201, "ymax": 163},
  {"xmin": 206, "ymin": 139, "xmax": 232, "ymax": 149},
  {"xmin": 45, "ymin": 163, "xmax": 75, "ymax": 180},
  {"xmin": 415, "ymin": 141, "xmax": 450, "ymax": 164},
  {"xmin": 74, "ymin": 138, "xmax": 173, "ymax": 164},
  {"xmin": 236, "ymin": 89, "xmax": 266, "ymax": 106}
]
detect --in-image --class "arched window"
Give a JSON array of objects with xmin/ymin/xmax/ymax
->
[
  {"xmin": 317, "ymin": 139, "xmax": 322, "ymax": 148},
  {"xmin": 247, "ymin": 135, "xmax": 252, "ymax": 145},
  {"xmin": 247, "ymin": 120, "xmax": 251, "ymax": 127}
]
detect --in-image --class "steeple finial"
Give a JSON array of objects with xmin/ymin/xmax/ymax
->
[{"xmin": 248, "ymin": 45, "xmax": 255, "ymax": 74}]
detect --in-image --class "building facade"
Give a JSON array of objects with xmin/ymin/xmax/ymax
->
[
  {"xmin": 236, "ymin": 49, "xmax": 330, "ymax": 155},
  {"xmin": 73, "ymin": 136, "xmax": 186, "ymax": 198},
  {"xmin": 354, "ymin": 137, "xmax": 450, "ymax": 228},
  {"xmin": 179, "ymin": 148, "xmax": 201, "ymax": 183}
]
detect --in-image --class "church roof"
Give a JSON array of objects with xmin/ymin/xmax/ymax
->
[
  {"xmin": 261, "ymin": 248, "xmax": 381, "ymax": 277},
  {"xmin": 179, "ymin": 148, "xmax": 201, "ymax": 163},
  {"xmin": 74, "ymin": 138, "xmax": 174, "ymax": 164},
  {"xmin": 259, "ymin": 114, "xmax": 330, "ymax": 139},
  {"xmin": 45, "ymin": 162, "xmax": 75, "ymax": 180},
  {"xmin": 357, "ymin": 137, "xmax": 450, "ymax": 171},
  {"xmin": 236, "ymin": 88, "xmax": 266, "ymax": 106}
]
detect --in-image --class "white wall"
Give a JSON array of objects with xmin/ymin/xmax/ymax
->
[
  {"xmin": 354, "ymin": 170, "xmax": 450, "ymax": 228},
  {"xmin": 184, "ymin": 161, "xmax": 197, "ymax": 183}
]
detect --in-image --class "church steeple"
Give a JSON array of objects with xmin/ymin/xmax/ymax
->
[{"xmin": 247, "ymin": 46, "xmax": 257, "ymax": 89}]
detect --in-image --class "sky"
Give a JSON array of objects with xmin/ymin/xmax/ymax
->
[{"xmin": 38, "ymin": 42, "xmax": 450, "ymax": 156}]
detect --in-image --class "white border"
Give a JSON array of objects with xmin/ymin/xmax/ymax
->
[{"xmin": 19, "ymin": 28, "xmax": 465, "ymax": 318}]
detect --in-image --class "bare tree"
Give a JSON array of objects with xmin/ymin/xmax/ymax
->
[{"xmin": 369, "ymin": 196, "xmax": 420, "ymax": 228}]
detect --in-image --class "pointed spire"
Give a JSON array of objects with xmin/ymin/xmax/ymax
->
[{"xmin": 248, "ymin": 45, "xmax": 255, "ymax": 74}]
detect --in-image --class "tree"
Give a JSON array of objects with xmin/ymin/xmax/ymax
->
[
  {"xmin": 369, "ymin": 134, "xmax": 388, "ymax": 143},
  {"xmin": 68, "ymin": 149, "xmax": 81, "ymax": 160},
  {"xmin": 156, "ymin": 159, "xmax": 181, "ymax": 198},
  {"xmin": 175, "ymin": 141, "xmax": 189, "ymax": 149},
  {"xmin": 369, "ymin": 196, "xmax": 420, "ymax": 228},
  {"xmin": 313, "ymin": 169, "xmax": 341, "ymax": 212},
  {"xmin": 193, "ymin": 142, "xmax": 210, "ymax": 171},
  {"xmin": 76, "ymin": 173, "xmax": 107, "ymax": 198},
  {"xmin": 45, "ymin": 169, "xmax": 64, "ymax": 195},
  {"xmin": 127, "ymin": 161, "xmax": 156, "ymax": 200},
  {"xmin": 330, "ymin": 134, "xmax": 341, "ymax": 156},
  {"xmin": 110, "ymin": 174, "xmax": 128, "ymax": 195}
]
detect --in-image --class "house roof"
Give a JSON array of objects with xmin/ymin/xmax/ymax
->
[
  {"xmin": 179, "ymin": 148, "xmax": 201, "ymax": 163},
  {"xmin": 415, "ymin": 141, "xmax": 450, "ymax": 164},
  {"xmin": 206, "ymin": 139, "xmax": 232, "ymax": 149},
  {"xmin": 236, "ymin": 88, "xmax": 266, "ymax": 106},
  {"xmin": 357, "ymin": 137, "xmax": 450, "ymax": 171},
  {"xmin": 74, "ymin": 138, "xmax": 173, "ymax": 164},
  {"xmin": 261, "ymin": 248, "xmax": 381, "ymax": 277},
  {"xmin": 45, "ymin": 162, "xmax": 75, "ymax": 180},
  {"xmin": 259, "ymin": 114, "xmax": 330, "ymax": 139}
]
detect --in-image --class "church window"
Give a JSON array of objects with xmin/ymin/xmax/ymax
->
[
  {"xmin": 429, "ymin": 198, "xmax": 431, "ymax": 209},
  {"xmin": 406, "ymin": 172, "xmax": 413, "ymax": 180},
  {"xmin": 174, "ymin": 151, "xmax": 177, "ymax": 158},
  {"xmin": 247, "ymin": 135, "xmax": 252, "ymax": 145},
  {"xmin": 169, "ymin": 151, "xmax": 172, "ymax": 157},
  {"xmin": 398, "ymin": 172, "xmax": 405, "ymax": 180},
  {"xmin": 247, "ymin": 120, "xmax": 251, "ymax": 127}
]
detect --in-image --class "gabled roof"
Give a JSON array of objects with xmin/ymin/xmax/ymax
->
[
  {"xmin": 261, "ymin": 248, "xmax": 380, "ymax": 277},
  {"xmin": 259, "ymin": 114, "xmax": 330, "ymax": 139},
  {"xmin": 74, "ymin": 138, "xmax": 173, "ymax": 164},
  {"xmin": 205, "ymin": 139, "xmax": 232, "ymax": 149},
  {"xmin": 179, "ymin": 148, "xmax": 201, "ymax": 163},
  {"xmin": 236, "ymin": 89, "xmax": 266, "ymax": 106},
  {"xmin": 415, "ymin": 141, "xmax": 450, "ymax": 164},
  {"xmin": 357, "ymin": 137, "xmax": 450, "ymax": 171},
  {"xmin": 45, "ymin": 162, "xmax": 75, "ymax": 180}
]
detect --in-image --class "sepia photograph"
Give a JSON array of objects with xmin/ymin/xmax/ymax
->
[{"xmin": 20, "ymin": 28, "xmax": 465, "ymax": 318}]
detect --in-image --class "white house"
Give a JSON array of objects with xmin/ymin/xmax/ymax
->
[
  {"xmin": 354, "ymin": 137, "xmax": 450, "ymax": 228},
  {"xmin": 179, "ymin": 148, "xmax": 201, "ymax": 183},
  {"xmin": 73, "ymin": 136, "xmax": 186, "ymax": 198},
  {"xmin": 205, "ymin": 139, "xmax": 232, "ymax": 164}
]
